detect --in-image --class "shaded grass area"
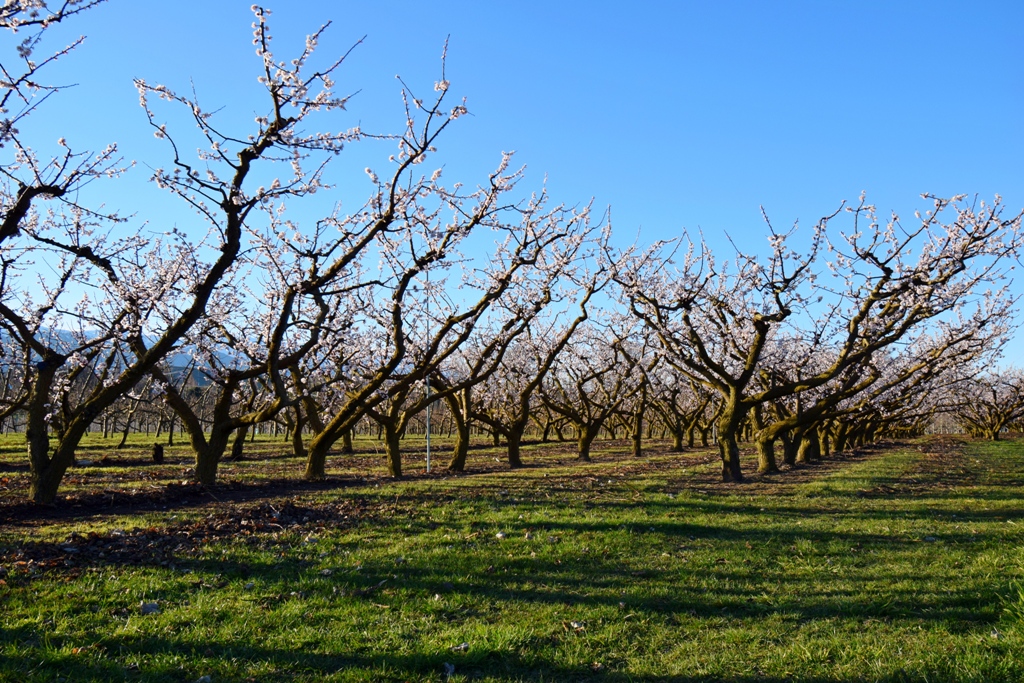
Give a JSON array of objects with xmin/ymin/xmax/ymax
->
[
  {"xmin": 1, "ymin": 436, "xmax": 1023, "ymax": 681},
  {"xmin": 0, "ymin": 432, "xmax": 593, "ymax": 506},
  {"xmin": 0, "ymin": 431, "xmax": 585, "ymax": 531}
]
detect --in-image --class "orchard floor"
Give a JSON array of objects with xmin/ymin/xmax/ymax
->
[{"xmin": 1, "ymin": 434, "xmax": 1023, "ymax": 682}]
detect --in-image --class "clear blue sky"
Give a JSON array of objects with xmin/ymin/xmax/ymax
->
[{"xmin": 19, "ymin": 0, "xmax": 1024, "ymax": 359}]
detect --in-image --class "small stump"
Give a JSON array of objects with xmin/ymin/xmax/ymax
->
[{"xmin": 152, "ymin": 443, "xmax": 164, "ymax": 464}]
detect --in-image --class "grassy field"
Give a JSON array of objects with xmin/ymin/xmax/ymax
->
[{"xmin": 1, "ymin": 434, "xmax": 1023, "ymax": 681}]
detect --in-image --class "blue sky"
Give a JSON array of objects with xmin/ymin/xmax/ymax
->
[{"xmin": 17, "ymin": 0, "xmax": 1024, "ymax": 358}]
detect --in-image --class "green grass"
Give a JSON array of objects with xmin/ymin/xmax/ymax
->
[{"xmin": 2, "ymin": 436, "xmax": 1024, "ymax": 681}]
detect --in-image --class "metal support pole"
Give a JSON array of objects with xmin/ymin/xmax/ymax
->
[
  {"xmin": 425, "ymin": 267, "xmax": 431, "ymax": 473},
  {"xmin": 425, "ymin": 383, "xmax": 431, "ymax": 473}
]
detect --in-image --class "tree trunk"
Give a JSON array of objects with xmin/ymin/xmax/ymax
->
[
  {"xmin": 442, "ymin": 390, "xmax": 470, "ymax": 472},
  {"xmin": 779, "ymin": 432, "xmax": 793, "ymax": 464},
  {"xmin": 717, "ymin": 432, "xmax": 743, "ymax": 482},
  {"xmin": 672, "ymin": 430, "xmax": 684, "ymax": 452},
  {"xmin": 716, "ymin": 399, "xmax": 746, "ymax": 482},
  {"xmin": 631, "ymin": 401, "xmax": 644, "ymax": 458},
  {"xmin": 447, "ymin": 418, "xmax": 471, "ymax": 472},
  {"xmin": 384, "ymin": 421, "xmax": 403, "ymax": 478},
  {"xmin": 28, "ymin": 458, "xmax": 68, "ymax": 505},
  {"xmin": 228, "ymin": 424, "xmax": 249, "ymax": 461},
  {"xmin": 340, "ymin": 428, "xmax": 354, "ymax": 454},
  {"xmin": 783, "ymin": 429, "xmax": 801, "ymax": 466},
  {"xmin": 305, "ymin": 438, "xmax": 328, "ymax": 479},
  {"xmin": 507, "ymin": 424, "xmax": 526, "ymax": 468},
  {"xmin": 554, "ymin": 422, "xmax": 567, "ymax": 442},
  {"xmin": 116, "ymin": 420, "xmax": 131, "ymax": 449},
  {"xmin": 577, "ymin": 424, "xmax": 601, "ymax": 462},
  {"xmin": 755, "ymin": 437, "xmax": 779, "ymax": 474},
  {"xmin": 194, "ymin": 445, "xmax": 219, "ymax": 485},
  {"xmin": 832, "ymin": 423, "xmax": 849, "ymax": 454},
  {"xmin": 290, "ymin": 407, "xmax": 307, "ymax": 459},
  {"xmin": 796, "ymin": 430, "xmax": 820, "ymax": 463},
  {"xmin": 864, "ymin": 422, "xmax": 878, "ymax": 445},
  {"xmin": 28, "ymin": 431, "xmax": 76, "ymax": 505},
  {"xmin": 27, "ymin": 366, "xmax": 72, "ymax": 504},
  {"xmin": 194, "ymin": 425, "xmax": 233, "ymax": 485}
]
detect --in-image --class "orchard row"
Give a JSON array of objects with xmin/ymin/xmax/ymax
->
[{"xmin": 1, "ymin": 3, "xmax": 1022, "ymax": 504}]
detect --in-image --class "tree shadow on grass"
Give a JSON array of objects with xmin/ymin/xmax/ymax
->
[
  {"xmin": 3, "ymin": 506, "xmax": 1008, "ymax": 633},
  {"xmin": 4, "ymin": 441, "xmax": 1023, "ymax": 681},
  {"xmin": 0, "ymin": 475, "xmax": 371, "ymax": 527},
  {"xmin": 0, "ymin": 625, "xmax": 1005, "ymax": 683}
]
